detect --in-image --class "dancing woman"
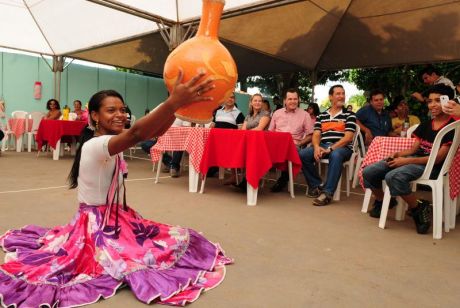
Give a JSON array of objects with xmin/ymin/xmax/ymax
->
[{"xmin": 0, "ymin": 71, "xmax": 232, "ymax": 307}]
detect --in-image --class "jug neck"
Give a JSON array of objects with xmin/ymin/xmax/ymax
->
[{"xmin": 196, "ymin": 0, "xmax": 225, "ymax": 38}]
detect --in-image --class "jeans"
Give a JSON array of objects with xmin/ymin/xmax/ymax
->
[
  {"xmin": 141, "ymin": 139, "xmax": 156, "ymax": 154},
  {"xmin": 299, "ymin": 144, "xmax": 353, "ymax": 195},
  {"xmin": 162, "ymin": 151, "xmax": 184, "ymax": 170},
  {"xmin": 362, "ymin": 160, "xmax": 440, "ymax": 196}
]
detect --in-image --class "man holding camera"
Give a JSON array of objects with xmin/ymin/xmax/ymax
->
[{"xmin": 362, "ymin": 84, "xmax": 455, "ymax": 234}]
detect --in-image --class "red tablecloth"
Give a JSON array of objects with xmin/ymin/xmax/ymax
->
[
  {"xmin": 8, "ymin": 118, "xmax": 32, "ymax": 138},
  {"xmin": 150, "ymin": 127, "xmax": 211, "ymax": 172},
  {"xmin": 199, "ymin": 129, "xmax": 301, "ymax": 188},
  {"xmin": 36, "ymin": 119, "xmax": 87, "ymax": 149},
  {"xmin": 359, "ymin": 136, "xmax": 460, "ymax": 199}
]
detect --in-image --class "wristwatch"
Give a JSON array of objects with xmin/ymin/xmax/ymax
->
[{"xmin": 328, "ymin": 146, "xmax": 333, "ymax": 152}]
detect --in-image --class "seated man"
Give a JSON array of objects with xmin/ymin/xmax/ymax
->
[
  {"xmin": 390, "ymin": 96, "xmax": 420, "ymax": 136},
  {"xmin": 211, "ymin": 93, "xmax": 244, "ymax": 129},
  {"xmin": 269, "ymin": 88, "xmax": 313, "ymax": 192},
  {"xmin": 299, "ymin": 84, "xmax": 356, "ymax": 206},
  {"xmin": 356, "ymin": 89, "xmax": 392, "ymax": 145},
  {"xmin": 363, "ymin": 84, "xmax": 455, "ymax": 234}
]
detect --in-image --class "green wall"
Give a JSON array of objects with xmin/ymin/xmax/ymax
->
[{"xmin": 0, "ymin": 51, "xmax": 250, "ymax": 120}]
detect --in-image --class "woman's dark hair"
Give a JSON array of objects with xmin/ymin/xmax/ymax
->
[
  {"xmin": 46, "ymin": 99, "xmax": 60, "ymax": 110},
  {"xmin": 68, "ymin": 90, "xmax": 124, "ymax": 189},
  {"xmin": 73, "ymin": 100, "xmax": 82, "ymax": 106},
  {"xmin": 307, "ymin": 103, "xmax": 320, "ymax": 116}
]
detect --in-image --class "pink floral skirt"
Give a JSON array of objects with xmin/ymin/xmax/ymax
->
[{"xmin": 0, "ymin": 204, "xmax": 232, "ymax": 307}]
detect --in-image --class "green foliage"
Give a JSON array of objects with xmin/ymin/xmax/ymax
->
[
  {"xmin": 245, "ymin": 70, "xmax": 346, "ymax": 103},
  {"xmin": 347, "ymin": 94, "xmax": 367, "ymax": 109}
]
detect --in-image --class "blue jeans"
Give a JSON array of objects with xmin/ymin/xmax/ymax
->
[
  {"xmin": 163, "ymin": 151, "xmax": 184, "ymax": 170},
  {"xmin": 362, "ymin": 160, "xmax": 439, "ymax": 196},
  {"xmin": 299, "ymin": 144, "xmax": 352, "ymax": 195}
]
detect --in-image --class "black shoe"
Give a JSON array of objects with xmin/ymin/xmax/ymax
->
[
  {"xmin": 306, "ymin": 186, "xmax": 322, "ymax": 198},
  {"xmin": 389, "ymin": 197, "xmax": 398, "ymax": 209},
  {"xmin": 411, "ymin": 199, "xmax": 432, "ymax": 234},
  {"xmin": 270, "ymin": 179, "xmax": 287, "ymax": 193},
  {"xmin": 369, "ymin": 200, "xmax": 383, "ymax": 218}
]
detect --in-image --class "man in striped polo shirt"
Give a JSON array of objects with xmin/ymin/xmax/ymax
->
[{"xmin": 299, "ymin": 85, "xmax": 357, "ymax": 206}]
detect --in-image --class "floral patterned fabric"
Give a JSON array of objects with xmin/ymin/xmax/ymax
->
[{"xmin": 0, "ymin": 204, "xmax": 231, "ymax": 307}]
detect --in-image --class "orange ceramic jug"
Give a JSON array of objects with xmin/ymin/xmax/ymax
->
[{"xmin": 163, "ymin": 0, "xmax": 238, "ymax": 124}]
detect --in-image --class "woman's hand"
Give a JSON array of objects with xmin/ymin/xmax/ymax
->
[
  {"xmin": 167, "ymin": 69, "xmax": 215, "ymax": 110},
  {"xmin": 442, "ymin": 101, "xmax": 460, "ymax": 117}
]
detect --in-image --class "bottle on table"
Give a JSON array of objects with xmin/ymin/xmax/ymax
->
[
  {"xmin": 401, "ymin": 120, "xmax": 410, "ymax": 137},
  {"xmin": 62, "ymin": 105, "xmax": 70, "ymax": 121}
]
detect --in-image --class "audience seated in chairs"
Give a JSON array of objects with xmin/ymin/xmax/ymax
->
[
  {"xmin": 299, "ymin": 84, "xmax": 357, "ymax": 206},
  {"xmin": 73, "ymin": 100, "xmax": 87, "ymax": 122},
  {"xmin": 362, "ymin": 84, "xmax": 456, "ymax": 234},
  {"xmin": 44, "ymin": 99, "xmax": 61, "ymax": 120},
  {"xmin": 356, "ymin": 89, "xmax": 392, "ymax": 145},
  {"xmin": 389, "ymin": 96, "xmax": 420, "ymax": 136},
  {"xmin": 269, "ymin": 88, "xmax": 313, "ymax": 192},
  {"xmin": 232, "ymin": 93, "xmax": 271, "ymax": 189},
  {"xmin": 207, "ymin": 93, "xmax": 244, "ymax": 178}
]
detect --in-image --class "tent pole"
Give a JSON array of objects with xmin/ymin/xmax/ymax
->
[{"xmin": 52, "ymin": 56, "xmax": 65, "ymax": 101}]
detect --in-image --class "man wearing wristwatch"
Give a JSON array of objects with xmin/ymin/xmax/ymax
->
[{"xmin": 299, "ymin": 84, "xmax": 357, "ymax": 206}]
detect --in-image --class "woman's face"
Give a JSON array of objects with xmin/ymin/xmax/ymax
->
[
  {"xmin": 251, "ymin": 95, "xmax": 263, "ymax": 111},
  {"xmin": 306, "ymin": 106, "xmax": 313, "ymax": 115},
  {"xmin": 74, "ymin": 101, "xmax": 82, "ymax": 111},
  {"xmin": 49, "ymin": 100, "xmax": 57, "ymax": 110},
  {"xmin": 92, "ymin": 96, "xmax": 127, "ymax": 135}
]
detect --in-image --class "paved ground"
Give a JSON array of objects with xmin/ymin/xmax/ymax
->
[{"xmin": 1, "ymin": 151, "xmax": 459, "ymax": 308}]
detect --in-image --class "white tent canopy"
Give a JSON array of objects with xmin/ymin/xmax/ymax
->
[{"xmin": 1, "ymin": 0, "xmax": 460, "ymax": 77}]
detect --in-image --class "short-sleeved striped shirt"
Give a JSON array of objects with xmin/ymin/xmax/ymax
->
[{"xmin": 314, "ymin": 108, "xmax": 356, "ymax": 148}]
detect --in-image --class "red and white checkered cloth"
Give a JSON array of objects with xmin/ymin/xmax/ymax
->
[
  {"xmin": 8, "ymin": 118, "xmax": 32, "ymax": 138},
  {"xmin": 150, "ymin": 126, "xmax": 211, "ymax": 172},
  {"xmin": 359, "ymin": 136, "xmax": 460, "ymax": 199}
]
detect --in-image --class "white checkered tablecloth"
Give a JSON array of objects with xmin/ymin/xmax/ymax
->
[
  {"xmin": 359, "ymin": 136, "xmax": 460, "ymax": 199},
  {"xmin": 150, "ymin": 126, "xmax": 211, "ymax": 172}
]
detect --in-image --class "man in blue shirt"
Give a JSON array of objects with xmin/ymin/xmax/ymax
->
[{"xmin": 356, "ymin": 89, "xmax": 392, "ymax": 145}]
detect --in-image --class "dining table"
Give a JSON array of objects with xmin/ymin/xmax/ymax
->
[
  {"xmin": 199, "ymin": 128, "xmax": 302, "ymax": 206},
  {"xmin": 8, "ymin": 118, "xmax": 33, "ymax": 152},
  {"xmin": 150, "ymin": 126, "xmax": 211, "ymax": 192},
  {"xmin": 35, "ymin": 119, "xmax": 87, "ymax": 160}
]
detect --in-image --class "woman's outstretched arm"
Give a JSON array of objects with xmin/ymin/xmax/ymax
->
[{"xmin": 108, "ymin": 70, "xmax": 214, "ymax": 155}]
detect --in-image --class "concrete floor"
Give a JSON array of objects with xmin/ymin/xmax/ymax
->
[{"xmin": 0, "ymin": 151, "xmax": 459, "ymax": 308}]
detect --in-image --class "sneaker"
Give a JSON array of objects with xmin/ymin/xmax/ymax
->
[
  {"xmin": 411, "ymin": 199, "xmax": 432, "ymax": 234},
  {"xmin": 270, "ymin": 179, "xmax": 287, "ymax": 193},
  {"xmin": 313, "ymin": 192, "xmax": 332, "ymax": 206},
  {"xmin": 306, "ymin": 186, "xmax": 322, "ymax": 198},
  {"xmin": 170, "ymin": 169, "xmax": 180, "ymax": 178}
]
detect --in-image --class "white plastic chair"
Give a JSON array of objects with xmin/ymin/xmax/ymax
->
[
  {"xmin": 372, "ymin": 120, "xmax": 460, "ymax": 239},
  {"xmin": 406, "ymin": 124, "xmax": 419, "ymax": 138},
  {"xmin": 11, "ymin": 110, "xmax": 28, "ymax": 119},
  {"xmin": 27, "ymin": 112, "xmax": 44, "ymax": 152},
  {"xmin": 314, "ymin": 125, "xmax": 360, "ymax": 201},
  {"xmin": 352, "ymin": 128, "xmax": 366, "ymax": 188}
]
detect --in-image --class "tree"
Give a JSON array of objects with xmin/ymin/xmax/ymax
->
[{"xmin": 244, "ymin": 70, "xmax": 346, "ymax": 102}]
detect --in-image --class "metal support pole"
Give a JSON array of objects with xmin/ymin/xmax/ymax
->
[{"xmin": 52, "ymin": 56, "xmax": 65, "ymax": 101}]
